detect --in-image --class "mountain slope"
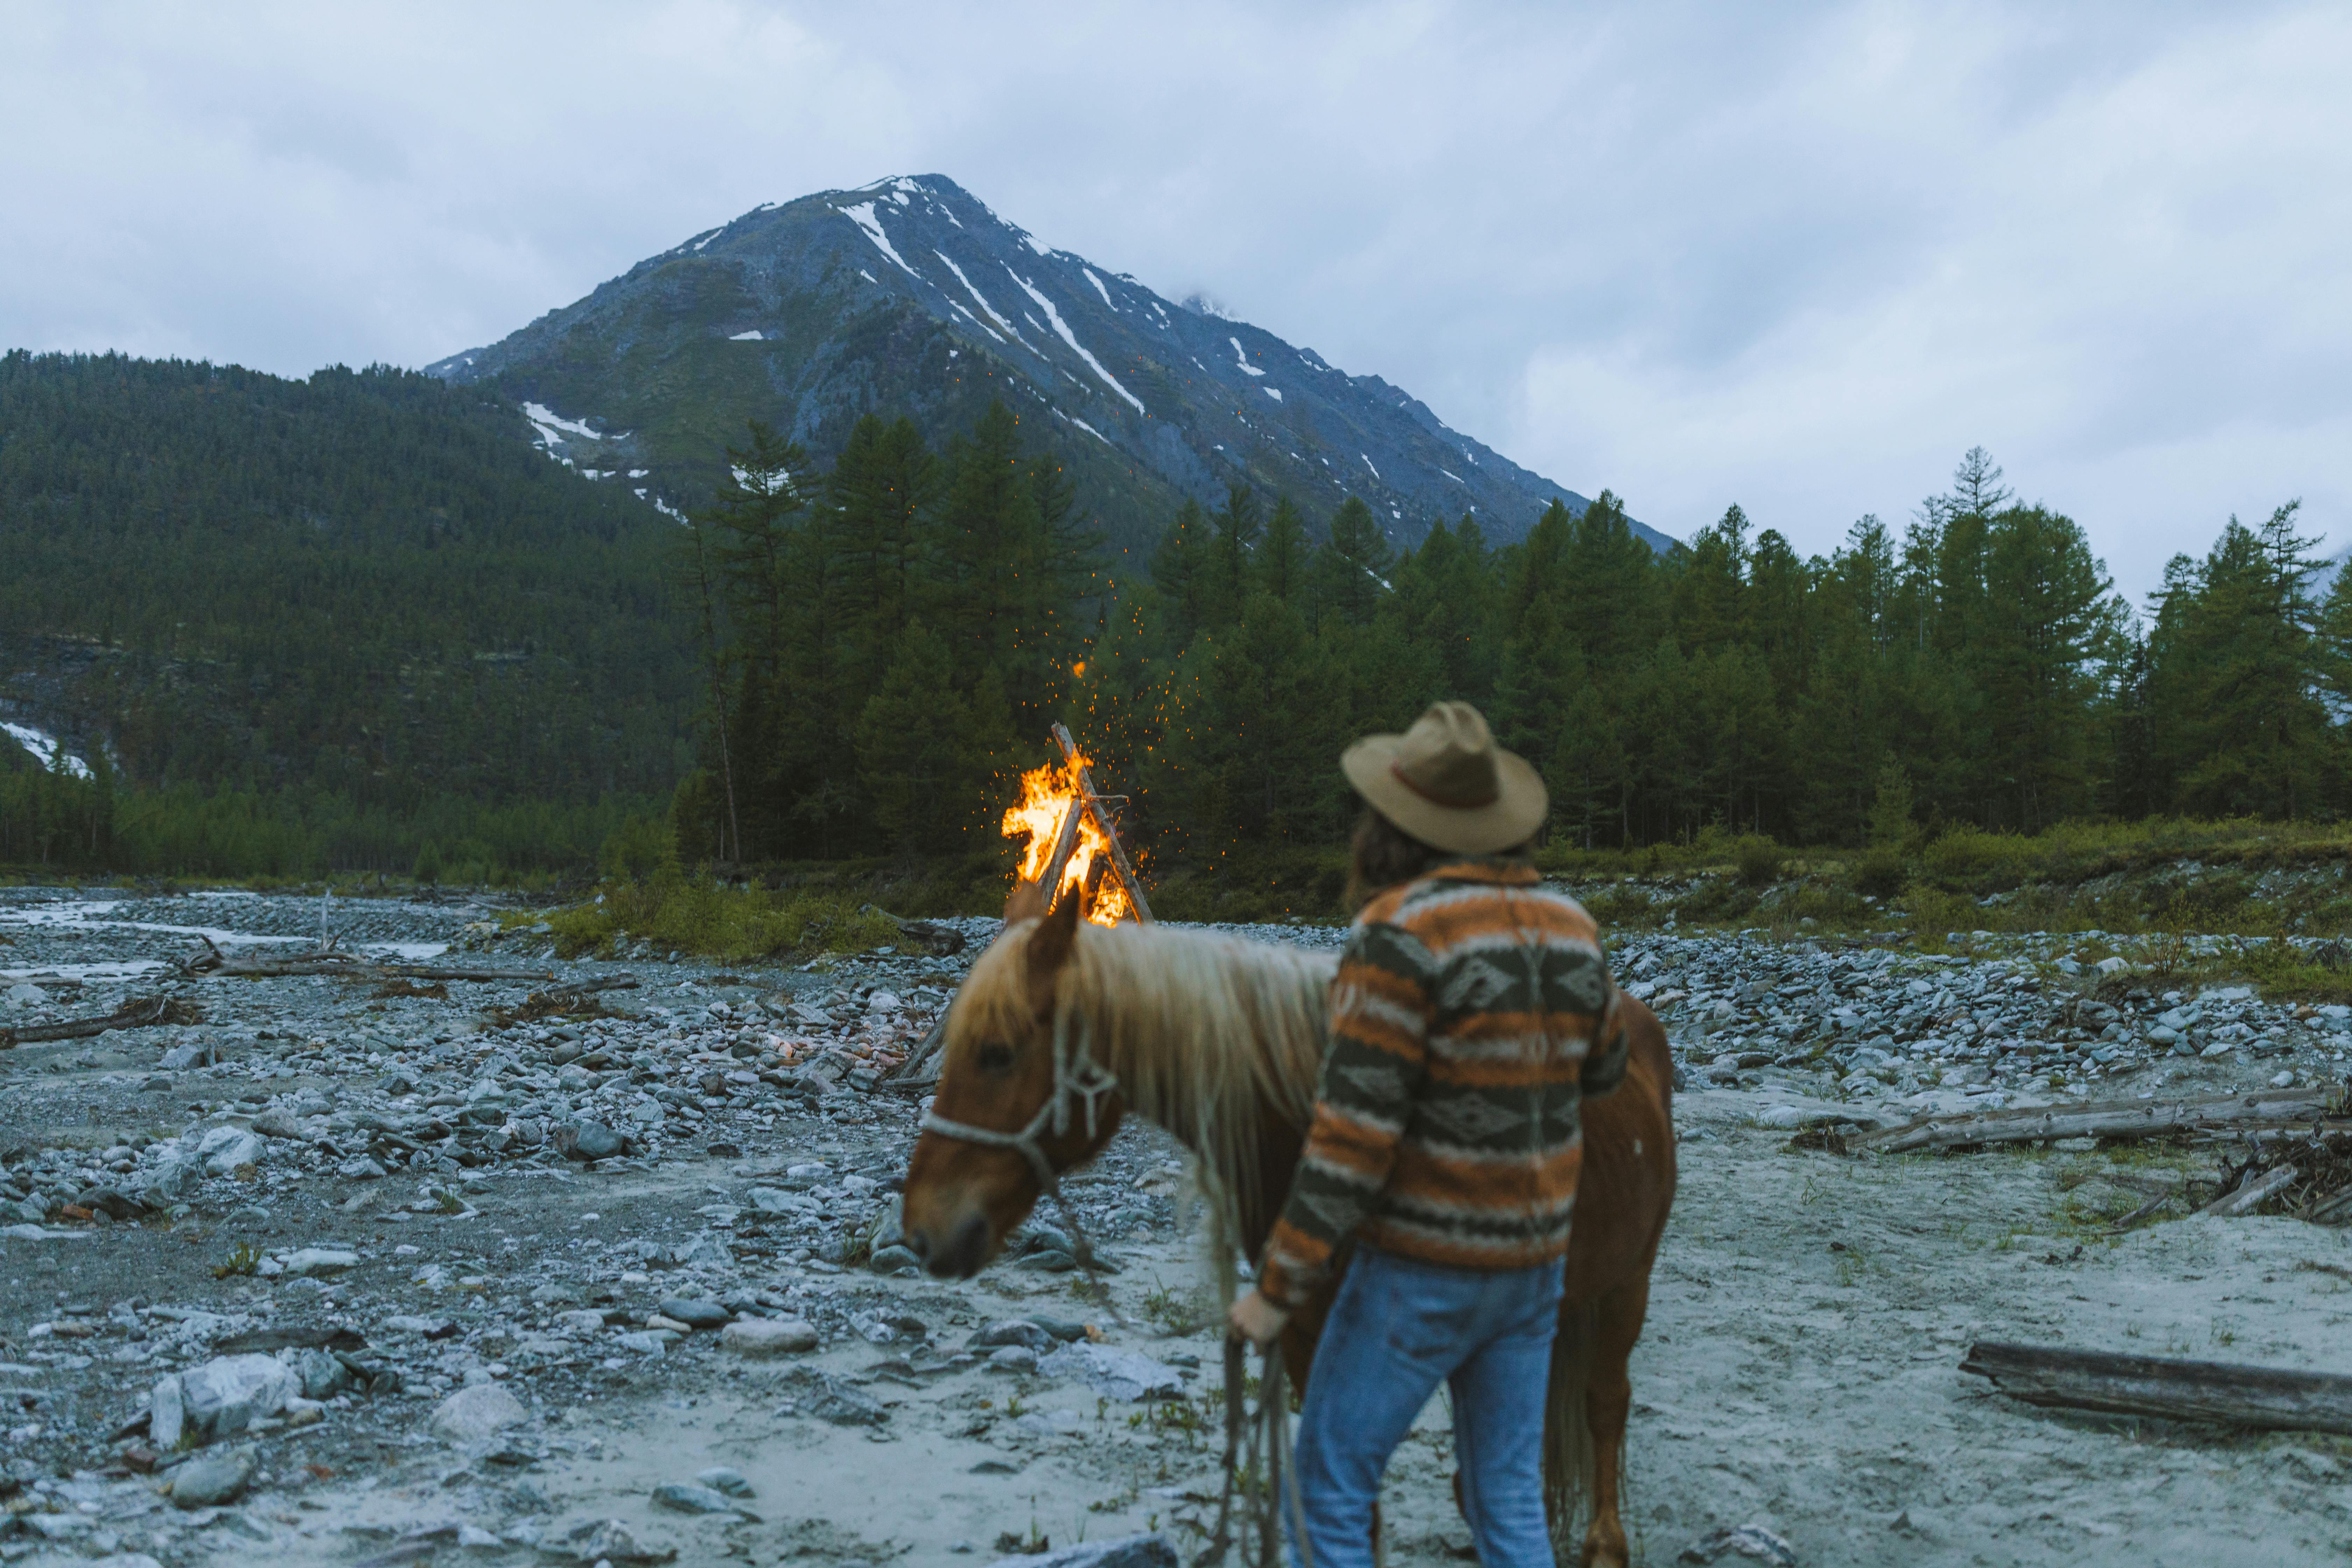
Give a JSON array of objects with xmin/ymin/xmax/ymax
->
[
  {"xmin": 0, "ymin": 351, "xmax": 694, "ymax": 806},
  {"xmin": 427, "ymin": 175, "xmax": 1670, "ymax": 560}
]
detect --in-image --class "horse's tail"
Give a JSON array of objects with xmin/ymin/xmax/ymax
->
[{"xmin": 1542, "ymin": 1295, "xmax": 1604, "ymax": 1556}]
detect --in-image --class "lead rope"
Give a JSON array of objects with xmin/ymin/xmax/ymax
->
[
  {"xmin": 1199, "ymin": 1336, "xmax": 1311, "ymax": 1568},
  {"xmin": 919, "ymin": 1007, "xmax": 1298, "ymax": 1559}
]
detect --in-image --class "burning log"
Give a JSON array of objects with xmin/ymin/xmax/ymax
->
[
  {"xmin": 1052, "ymin": 722, "xmax": 1153, "ymax": 924},
  {"xmin": 1000, "ymin": 725, "xmax": 1151, "ymax": 927}
]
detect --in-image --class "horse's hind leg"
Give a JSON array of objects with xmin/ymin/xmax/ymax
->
[{"xmin": 1575, "ymin": 1272, "xmax": 1652, "ymax": 1568}]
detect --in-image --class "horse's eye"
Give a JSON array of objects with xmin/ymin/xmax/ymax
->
[{"xmin": 975, "ymin": 1043, "xmax": 1014, "ymax": 1073}]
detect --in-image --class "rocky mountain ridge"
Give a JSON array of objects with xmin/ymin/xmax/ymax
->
[{"xmin": 427, "ymin": 175, "xmax": 1670, "ymax": 561}]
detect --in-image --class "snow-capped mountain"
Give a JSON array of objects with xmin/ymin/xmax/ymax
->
[{"xmin": 427, "ymin": 175, "xmax": 1670, "ymax": 558}]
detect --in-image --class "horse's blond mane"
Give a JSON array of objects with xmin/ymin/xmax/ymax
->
[{"xmin": 954, "ymin": 919, "xmax": 1334, "ymax": 1263}]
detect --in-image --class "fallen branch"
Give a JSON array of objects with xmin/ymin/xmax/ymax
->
[
  {"xmin": 886, "ymin": 1011, "xmax": 950, "ymax": 1087},
  {"xmin": 1852, "ymin": 1087, "xmax": 2347, "ymax": 1155},
  {"xmin": 0, "ymin": 995, "xmax": 204, "ymax": 1050},
  {"xmin": 1960, "ymin": 1340, "xmax": 2352, "ymax": 1435},
  {"xmin": 485, "ymin": 974, "xmax": 640, "ymax": 1029},
  {"xmin": 2199, "ymin": 1163, "xmax": 2300, "ymax": 1217},
  {"xmin": 386, "ymin": 964, "xmax": 560, "ymax": 984}
]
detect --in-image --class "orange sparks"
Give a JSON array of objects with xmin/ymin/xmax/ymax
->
[{"xmin": 1001, "ymin": 748, "xmax": 1134, "ymax": 926}]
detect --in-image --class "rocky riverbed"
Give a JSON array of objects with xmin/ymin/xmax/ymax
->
[{"xmin": 2, "ymin": 886, "xmax": 2350, "ymax": 1567}]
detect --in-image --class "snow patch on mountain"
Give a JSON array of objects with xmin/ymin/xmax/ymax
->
[
  {"xmin": 1006, "ymin": 268, "xmax": 1145, "ymax": 414},
  {"xmin": 3, "ymin": 723, "xmax": 91, "ymax": 780},
  {"xmin": 935, "ymin": 252, "xmax": 1028, "ymax": 349},
  {"xmin": 839, "ymin": 203, "xmax": 921, "ymax": 280}
]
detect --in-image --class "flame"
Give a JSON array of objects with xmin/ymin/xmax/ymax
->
[{"xmin": 1001, "ymin": 748, "xmax": 1134, "ymax": 926}]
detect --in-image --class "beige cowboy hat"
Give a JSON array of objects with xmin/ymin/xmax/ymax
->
[{"xmin": 1341, "ymin": 700, "xmax": 1547, "ymax": 855}]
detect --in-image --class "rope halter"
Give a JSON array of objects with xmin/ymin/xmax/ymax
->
[{"xmin": 919, "ymin": 1006, "xmax": 1119, "ymax": 1197}]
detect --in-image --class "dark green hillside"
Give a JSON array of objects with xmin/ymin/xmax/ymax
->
[{"xmin": 0, "ymin": 351, "xmax": 696, "ymax": 810}]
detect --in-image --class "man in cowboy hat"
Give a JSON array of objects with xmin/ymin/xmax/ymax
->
[{"xmin": 1228, "ymin": 700, "xmax": 1625, "ymax": 1567}]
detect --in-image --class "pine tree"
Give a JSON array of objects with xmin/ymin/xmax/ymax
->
[
  {"xmin": 1312, "ymin": 496, "xmax": 1394, "ymax": 629},
  {"xmin": 1257, "ymin": 497, "xmax": 1307, "ymax": 606}
]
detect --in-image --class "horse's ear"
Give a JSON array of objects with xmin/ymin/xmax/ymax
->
[
  {"xmin": 1003, "ymin": 875, "xmax": 1049, "ymax": 926},
  {"xmin": 1027, "ymin": 882, "xmax": 1084, "ymax": 989}
]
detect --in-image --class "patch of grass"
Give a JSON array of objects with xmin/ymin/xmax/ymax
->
[
  {"xmin": 212, "ymin": 1242, "xmax": 262, "ymax": 1279},
  {"xmin": 522, "ymin": 874, "xmax": 903, "ymax": 964}
]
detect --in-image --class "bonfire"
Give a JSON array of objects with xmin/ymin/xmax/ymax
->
[{"xmin": 999, "ymin": 723, "xmax": 1152, "ymax": 926}]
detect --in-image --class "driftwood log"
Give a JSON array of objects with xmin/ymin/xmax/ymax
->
[
  {"xmin": 1852, "ymin": 1087, "xmax": 2348, "ymax": 1155},
  {"xmin": 1961, "ymin": 1340, "xmax": 2352, "ymax": 1435},
  {"xmin": 0, "ymin": 995, "xmax": 205, "ymax": 1050},
  {"xmin": 182, "ymin": 939, "xmax": 550, "ymax": 985}
]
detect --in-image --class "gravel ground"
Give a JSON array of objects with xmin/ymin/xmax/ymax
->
[{"xmin": 0, "ymin": 887, "xmax": 2347, "ymax": 1567}]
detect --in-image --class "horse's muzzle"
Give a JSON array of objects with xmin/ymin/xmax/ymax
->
[{"xmin": 907, "ymin": 1212, "xmax": 991, "ymax": 1280}]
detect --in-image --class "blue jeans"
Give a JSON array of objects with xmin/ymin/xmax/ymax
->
[{"xmin": 1290, "ymin": 1246, "xmax": 1564, "ymax": 1568}]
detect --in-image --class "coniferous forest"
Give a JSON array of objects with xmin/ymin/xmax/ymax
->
[
  {"xmin": 677, "ymin": 422, "xmax": 2347, "ymax": 872},
  {"xmin": 2, "ymin": 347, "xmax": 2345, "ymax": 884}
]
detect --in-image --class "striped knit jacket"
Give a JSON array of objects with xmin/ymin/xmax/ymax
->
[{"xmin": 1256, "ymin": 860, "xmax": 1625, "ymax": 1311}]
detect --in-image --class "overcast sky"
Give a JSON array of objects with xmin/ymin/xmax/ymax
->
[{"xmin": 5, "ymin": 1, "xmax": 2345, "ymax": 598}]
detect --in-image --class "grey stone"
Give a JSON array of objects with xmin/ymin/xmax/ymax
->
[
  {"xmin": 1042, "ymin": 1343, "xmax": 1185, "ymax": 1401},
  {"xmin": 148, "ymin": 1372, "xmax": 185, "ymax": 1451},
  {"xmin": 281, "ymin": 1247, "xmax": 357, "ymax": 1277},
  {"xmin": 1681, "ymin": 1522, "xmax": 1799, "ymax": 1566},
  {"xmin": 747, "ymin": 1185, "xmax": 816, "ymax": 1215},
  {"xmin": 696, "ymin": 1466, "xmax": 753, "ymax": 1497},
  {"xmin": 719, "ymin": 1317, "xmax": 817, "ymax": 1357},
  {"xmin": 968, "ymin": 1319, "xmax": 1057, "ymax": 1353},
  {"xmin": 557, "ymin": 1120, "xmax": 626, "ymax": 1161},
  {"xmin": 159, "ymin": 1041, "xmax": 213, "ymax": 1070},
  {"xmin": 869, "ymin": 1244, "xmax": 922, "ymax": 1273},
  {"xmin": 196, "ymin": 1125, "xmax": 263, "ymax": 1176},
  {"xmin": 657, "ymin": 1297, "xmax": 731, "ymax": 1329},
  {"xmin": 562, "ymin": 1519, "xmax": 677, "ymax": 1564},
  {"xmin": 430, "ymin": 1380, "xmax": 527, "ymax": 1441},
  {"xmin": 250, "ymin": 1111, "xmax": 301, "ymax": 1139},
  {"xmin": 987, "ymin": 1346, "xmax": 1040, "ymax": 1373},
  {"xmin": 291, "ymin": 1348, "xmax": 352, "ymax": 1401},
  {"xmin": 984, "ymin": 1532, "xmax": 1180, "ymax": 1568},
  {"xmin": 168, "ymin": 1445, "xmax": 257, "ymax": 1508},
  {"xmin": 785, "ymin": 1369, "xmax": 888, "ymax": 1426},
  {"xmin": 652, "ymin": 1482, "xmax": 754, "ymax": 1517},
  {"xmin": 162, "ymin": 1353, "xmax": 297, "ymax": 1446},
  {"xmin": 339, "ymin": 1156, "xmax": 388, "ymax": 1180}
]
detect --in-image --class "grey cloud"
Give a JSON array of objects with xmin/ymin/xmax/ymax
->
[{"xmin": 1, "ymin": 0, "xmax": 2343, "ymax": 595}]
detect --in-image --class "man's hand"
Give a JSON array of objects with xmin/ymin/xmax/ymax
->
[{"xmin": 1227, "ymin": 1287, "xmax": 1290, "ymax": 1349}]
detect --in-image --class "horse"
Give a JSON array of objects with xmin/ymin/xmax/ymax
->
[{"xmin": 902, "ymin": 888, "xmax": 1677, "ymax": 1568}]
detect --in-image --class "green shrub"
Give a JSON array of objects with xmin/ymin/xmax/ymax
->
[
  {"xmin": 599, "ymin": 813, "xmax": 678, "ymax": 884},
  {"xmin": 1854, "ymin": 846, "xmax": 1907, "ymax": 898},
  {"xmin": 412, "ymin": 839, "xmax": 442, "ymax": 886},
  {"xmin": 1734, "ymin": 834, "xmax": 1785, "ymax": 888}
]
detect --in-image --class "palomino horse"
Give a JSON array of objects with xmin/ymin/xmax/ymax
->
[{"xmin": 902, "ymin": 890, "xmax": 1677, "ymax": 1567}]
